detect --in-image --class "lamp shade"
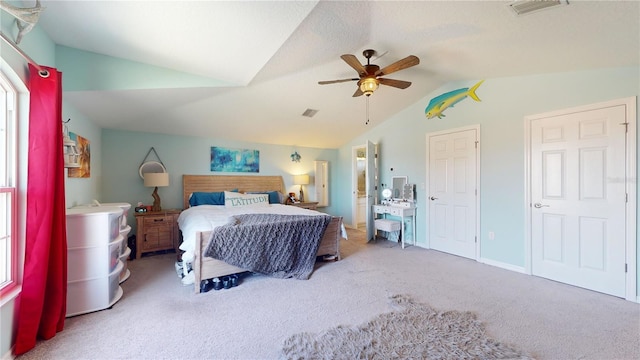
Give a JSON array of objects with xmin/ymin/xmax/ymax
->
[
  {"xmin": 359, "ymin": 77, "xmax": 379, "ymax": 96},
  {"xmin": 144, "ymin": 172, "xmax": 169, "ymax": 187},
  {"xmin": 293, "ymin": 174, "xmax": 310, "ymax": 185}
]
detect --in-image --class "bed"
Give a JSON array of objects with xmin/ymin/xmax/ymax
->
[{"xmin": 179, "ymin": 175, "xmax": 344, "ymax": 293}]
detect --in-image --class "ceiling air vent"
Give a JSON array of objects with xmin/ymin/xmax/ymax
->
[
  {"xmin": 302, "ymin": 108, "xmax": 318, "ymax": 118},
  {"xmin": 509, "ymin": 0, "xmax": 568, "ymax": 16}
]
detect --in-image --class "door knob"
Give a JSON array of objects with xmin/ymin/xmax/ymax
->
[
  {"xmin": 430, "ymin": 196, "xmax": 438, "ymax": 201},
  {"xmin": 533, "ymin": 203, "xmax": 549, "ymax": 208}
]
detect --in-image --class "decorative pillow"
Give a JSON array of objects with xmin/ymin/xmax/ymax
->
[
  {"xmin": 189, "ymin": 189, "xmax": 238, "ymax": 206},
  {"xmin": 224, "ymin": 191, "xmax": 270, "ymax": 208},
  {"xmin": 246, "ymin": 190, "xmax": 283, "ymax": 204}
]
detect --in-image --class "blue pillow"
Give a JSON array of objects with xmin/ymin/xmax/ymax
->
[
  {"xmin": 189, "ymin": 189, "xmax": 238, "ymax": 206},
  {"xmin": 247, "ymin": 191, "xmax": 282, "ymax": 204}
]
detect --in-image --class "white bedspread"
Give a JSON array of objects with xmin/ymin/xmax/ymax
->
[{"xmin": 177, "ymin": 204, "xmax": 346, "ymax": 264}]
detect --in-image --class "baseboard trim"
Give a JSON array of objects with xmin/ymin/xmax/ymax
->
[
  {"xmin": 479, "ymin": 257, "xmax": 527, "ymax": 274},
  {"xmin": 2, "ymin": 347, "xmax": 15, "ymax": 360}
]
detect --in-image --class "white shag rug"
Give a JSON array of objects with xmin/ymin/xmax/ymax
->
[{"xmin": 281, "ymin": 294, "xmax": 534, "ymax": 360}]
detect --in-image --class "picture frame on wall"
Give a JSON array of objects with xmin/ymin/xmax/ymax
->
[
  {"xmin": 68, "ymin": 132, "xmax": 90, "ymax": 178},
  {"xmin": 210, "ymin": 146, "xmax": 259, "ymax": 173}
]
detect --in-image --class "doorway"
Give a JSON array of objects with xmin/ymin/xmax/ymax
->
[
  {"xmin": 525, "ymin": 97, "xmax": 636, "ymax": 300},
  {"xmin": 354, "ymin": 148, "xmax": 366, "ymax": 229},
  {"xmin": 352, "ymin": 141, "xmax": 377, "ymax": 240}
]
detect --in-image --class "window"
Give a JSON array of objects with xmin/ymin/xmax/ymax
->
[{"xmin": 0, "ymin": 72, "xmax": 17, "ymax": 296}]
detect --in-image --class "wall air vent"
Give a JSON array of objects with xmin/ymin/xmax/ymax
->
[
  {"xmin": 509, "ymin": 0, "xmax": 568, "ymax": 16},
  {"xmin": 302, "ymin": 108, "xmax": 318, "ymax": 118}
]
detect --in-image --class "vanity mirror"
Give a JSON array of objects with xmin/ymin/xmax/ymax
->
[{"xmin": 391, "ymin": 176, "xmax": 407, "ymax": 200}]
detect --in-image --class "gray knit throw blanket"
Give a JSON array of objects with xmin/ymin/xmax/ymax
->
[{"xmin": 204, "ymin": 214, "xmax": 332, "ymax": 279}]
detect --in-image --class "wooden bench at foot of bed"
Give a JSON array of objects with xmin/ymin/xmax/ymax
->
[{"xmin": 192, "ymin": 216, "xmax": 343, "ymax": 293}]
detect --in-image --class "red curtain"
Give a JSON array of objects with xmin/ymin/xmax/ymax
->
[{"xmin": 14, "ymin": 65, "xmax": 67, "ymax": 355}]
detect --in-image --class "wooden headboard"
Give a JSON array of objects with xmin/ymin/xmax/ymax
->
[{"xmin": 183, "ymin": 175, "xmax": 286, "ymax": 209}]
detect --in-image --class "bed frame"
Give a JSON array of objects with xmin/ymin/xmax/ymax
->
[{"xmin": 182, "ymin": 175, "xmax": 343, "ymax": 293}]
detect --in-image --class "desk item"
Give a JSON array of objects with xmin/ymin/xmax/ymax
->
[{"xmin": 373, "ymin": 203, "xmax": 416, "ymax": 249}]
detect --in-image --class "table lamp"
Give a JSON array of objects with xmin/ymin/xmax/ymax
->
[
  {"xmin": 293, "ymin": 174, "xmax": 310, "ymax": 202},
  {"xmin": 144, "ymin": 172, "xmax": 169, "ymax": 212}
]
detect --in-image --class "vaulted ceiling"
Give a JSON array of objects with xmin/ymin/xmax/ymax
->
[{"xmin": 26, "ymin": 0, "xmax": 640, "ymax": 148}]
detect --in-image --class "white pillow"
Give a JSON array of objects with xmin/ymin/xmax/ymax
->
[{"xmin": 224, "ymin": 191, "xmax": 270, "ymax": 208}]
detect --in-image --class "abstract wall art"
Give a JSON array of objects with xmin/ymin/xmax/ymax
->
[{"xmin": 210, "ymin": 146, "xmax": 260, "ymax": 173}]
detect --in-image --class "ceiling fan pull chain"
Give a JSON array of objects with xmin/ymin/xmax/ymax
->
[{"xmin": 365, "ymin": 96, "xmax": 370, "ymax": 125}]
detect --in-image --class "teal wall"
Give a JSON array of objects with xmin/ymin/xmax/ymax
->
[
  {"xmin": 100, "ymin": 129, "xmax": 338, "ymax": 231},
  {"xmin": 334, "ymin": 67, "xmax": 639, "ymax": 272},
  {"xmin": 63, "ymin": 103, "xmax": 103, "ymax": 207},
  {"xmin": 57, "ymin": 45, "xmax": 230, "ymax": 91}
]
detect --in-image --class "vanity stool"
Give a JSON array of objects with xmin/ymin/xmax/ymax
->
[{"xmin": 374, "ymin": 218, "xmax": 401, "ymax": 242}]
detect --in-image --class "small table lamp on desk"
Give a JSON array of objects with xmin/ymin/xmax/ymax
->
[
  {"xmin": 293, "ymin": 174, "xmax": 310, "ymax": 202},
  {"xmin": 144, "ymin": 172, "xmax": 169, "ymax": 212}
]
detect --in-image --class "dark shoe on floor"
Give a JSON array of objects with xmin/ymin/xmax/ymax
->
[
  {"xmin": 230, "ymin": 274, "xmax": 239, "ymax": 287},
  {"xmin": 200, "ymin": 279, "xmax": 211, "ymax": 293},
  {"xmin": 212, "ymin": 278, "xmax": 223, "ymax": 290},
  {"xmin": 222, "ymin": 276, "xmax": 232, "ymax": 289}
]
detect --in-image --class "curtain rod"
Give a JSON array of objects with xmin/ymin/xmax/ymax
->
[{"xmin": 0, "ymin": 31, "xmax": 49, "ymax": 77}]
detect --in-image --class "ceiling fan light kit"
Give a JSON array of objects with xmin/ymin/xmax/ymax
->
[{"xmin": 359, "ymin": 77, "xmax": 379, "ymax": 96}]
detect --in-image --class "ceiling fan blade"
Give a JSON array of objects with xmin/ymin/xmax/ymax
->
[
  {"xmin": 379, "ymin": 78, "xmax": 412, "ymax": 89},
  {"xmin": 352, "ymin": 87, "xmax": 364, "ymax": 97},
  {"xmin": 341, "ymin": 54, "xmax": 367, "ymax": 76},
  {"xmin": 375, "ymin": 55, "xmax": 419, "ymax": 77},
  {"xmin": 318, "ymin": 78, "xmax": 359, "ymax": 85}
]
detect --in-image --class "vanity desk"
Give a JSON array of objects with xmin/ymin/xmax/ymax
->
[
  {"xmin": 372, "ymin": 202, "xmax": 416, "ymax": 249},
  {"xmin": 374, "ymin": 176, "xmax": 417, "ymax": 249}
]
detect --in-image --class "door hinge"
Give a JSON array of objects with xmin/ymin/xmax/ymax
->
[
  {"xmin": 620, "ymin": 122, "xmax": 629, "ymax": 133},
  {"xmin": 475, "ymin": 141, "xmax": 479, "ymax": 149},
  {"xmin": 626, "ymin": 193, "xmax": 628, "ymax": 203},
  {"xmin": 625, "ymin": 263, "xmax": 628, "ymax": 273},
  {"xmin": 475, "ymin": 236, "xmax": 477, "ymax": 243}
]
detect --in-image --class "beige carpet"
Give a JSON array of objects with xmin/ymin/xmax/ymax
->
[{"xmin": 16, "ymin": 229, "xmax": 640, "ymax": 360}]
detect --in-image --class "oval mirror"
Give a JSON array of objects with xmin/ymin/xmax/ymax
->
[{"xmin": 139, "ymin": 161, "xmax": 166, "ymax": 179}]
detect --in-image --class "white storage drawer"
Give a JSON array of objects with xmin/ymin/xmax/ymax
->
[
  {"xmin": 65, "ymin": 206, "xmax": 125, "ymax": 317},
  {"xmin": 66, "ymin": 261, "xmax": 124, "ymax": 317},
  {"xmin": 67, "ymin": 235, "xmax": 124, "ymax": 281}
]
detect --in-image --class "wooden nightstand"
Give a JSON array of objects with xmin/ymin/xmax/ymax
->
[
  {"xmin": 134, "ymin": 209, "xmax": 181, "ymax": 259},
  {"xmin": 289, "ymin": 202, "xmax": 319, "ymax": 210}
]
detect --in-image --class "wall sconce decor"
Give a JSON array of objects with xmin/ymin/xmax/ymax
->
[
  {"xmin": 144, "ymin": 172, "xmax": 170, "ymax": 212},
  {"xmin": 62, "ymin": 119, "xmax": 80, "ymax": 168},
  {"xmin": 290, "ymin": 151, "xmax": 301, "ymax": 163},
  {"xmin": 293, "ymin": 174, "xmax": 310, "ymax": 202}
]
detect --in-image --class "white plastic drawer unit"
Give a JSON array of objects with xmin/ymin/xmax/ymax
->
[{"xmin": 65, "ymin": 206, "xmax": 125, "ymax": 317}]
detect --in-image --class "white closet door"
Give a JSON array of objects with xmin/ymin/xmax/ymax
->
[{"xmin": 314, "ymin": 160, "xmax": 329, "ymax": 207}]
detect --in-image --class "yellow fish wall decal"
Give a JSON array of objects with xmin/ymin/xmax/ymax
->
[{"xmin": 425, "ymin": 80, "xmax": 484, "ymax": 119}]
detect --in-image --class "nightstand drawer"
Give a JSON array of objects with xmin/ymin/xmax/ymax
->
[
  {"xmin": 143, "ymin": 215, "xmax": 172, "ymax": 227},
  {"xmin": 290, "ymin": 202, "xmax": 319, "ymax": 210}
]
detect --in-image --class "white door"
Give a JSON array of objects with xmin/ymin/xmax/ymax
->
[
  {"xmin": 314, "ymin": 160, "xmax": 328, "ymax": 207},
  {"xmin": 428, "ymin": 127, "xmax": 478, "ymax": 259},
  {"xmin": 365, "ymin": 140, "xmax": 377, "ymax": 241},
  {"xmin": 530, "ymin": 104, "xmax": 627, "ymax": 297}
]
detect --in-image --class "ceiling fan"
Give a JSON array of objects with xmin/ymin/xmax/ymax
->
[{"xmin": 319, "ymin": 49, "xmax": 420, "ymax": 97}]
